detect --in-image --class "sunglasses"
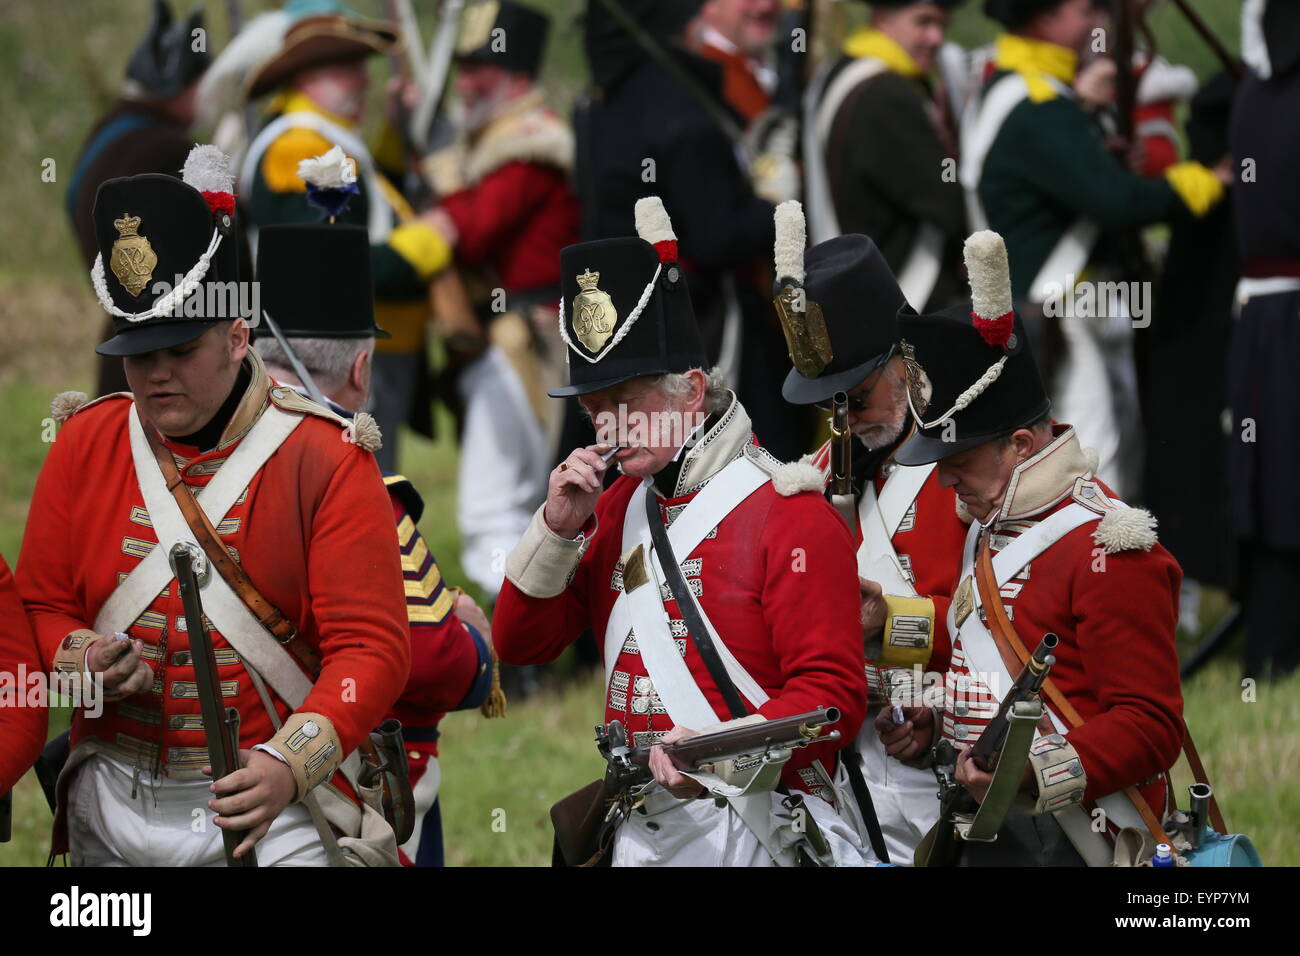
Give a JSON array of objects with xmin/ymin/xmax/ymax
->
[{"xmin": 814, "ymin": 345, "xmax": 898, "ymax": 414}]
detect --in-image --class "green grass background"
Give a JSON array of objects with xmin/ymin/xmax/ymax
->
[{"xmin": 2, "ymin": 1, "xmax": 1292, "ymax": 867}]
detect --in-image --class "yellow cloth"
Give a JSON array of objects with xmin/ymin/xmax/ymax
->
[
  {"xmin": 842, "ymin": 28, "xmax": 923, "ymax": 78},
  {"xmin": 1164, "ymin": 161, "xmax": 1224, "ymax": 217},
  {"xmin": 879, "ymin": 594, "xmax": 935, "ymax": 668},
  {"xmin": 993, "ymin": 33, "xmax": 1078, "ymax": 103},
  {"xmin": 259, "ymin": 92, "xmax": 361, "ymax": 192}
]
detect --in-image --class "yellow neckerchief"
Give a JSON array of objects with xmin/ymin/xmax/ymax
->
[
  {"xmin": 842, "ymin": 28, "xmax": 923, "ymax": 78},
  {"xmin": 267, "ymin": 90, "xmax": 358, "ymax": 130},
  {"xmin": 993, "ymin": 33, "xmax": 1078, "ymax": 103}
]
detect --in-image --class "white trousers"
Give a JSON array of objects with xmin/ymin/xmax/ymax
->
[
  {"xmin": 856, "ymin": 720, "xmax": 940, "ymax": 866},
  {"xmin": 456, "ymin": 347, "xmax": 550, "ymax": 599},
  {"xmin": 611, "ymin": 786, "xmax": 876, "ymax": 867},
  {"xmin": 68, "ymin": 753, "xmax": 328, "ymax": 867}
]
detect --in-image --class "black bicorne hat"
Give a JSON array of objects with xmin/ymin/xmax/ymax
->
[
  {"xmin": 255, "ymin": 223, "xmax": 388, "ymax": 339},
  {"xmin": 550, "ymin": 197, "xmax": 707, "ymax": 397},
  {"xmin": 772, "ymin": 202, "xmax": 908, "ymax": 405},
  {"xmin": 893, "ymin": 230, "xmax": 1051, "ymax": 466},
  {"xmin": 92, "ymin": 145, "xmax": 243, "ymax": 356},
  {"xmin": 125, "ymin": 0, "xmax": 211, "ymax": 98},
  {"xmin": 456, "ymin": 0, "xmax": 550, "ymax": 79}
]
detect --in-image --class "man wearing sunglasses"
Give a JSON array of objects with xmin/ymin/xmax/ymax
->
[{"xmin": 774, "ymin": 206, "xmax": 968, "ymax": 864}]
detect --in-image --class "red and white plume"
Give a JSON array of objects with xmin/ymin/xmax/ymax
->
[
  {"xmin": 634, "ymin": 196, "xmax": 678, "ymax": 264},
  {"xmin": 964, "ymin": 230, "xmax": 1014, "ymax": 348},
  {"xmin": 182, "ymin": 144, "xmax": 236, "ymax": 217}
]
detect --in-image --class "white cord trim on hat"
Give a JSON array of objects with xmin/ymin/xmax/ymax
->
[
  {"xmin": 91, "ymin": 227, "xmax": 223, "ymax": 322},
  {"xmin": 557, "ymin": 262, "xmax": 662, "ymax": 364},
  {"xmin": 907, "ymin": 354, "xmax": 1008, "ymax": 430}
]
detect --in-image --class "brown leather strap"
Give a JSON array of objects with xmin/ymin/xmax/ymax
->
[
  {"xmin": 144, "ymin": 421, "xmax": 322, "ymax": 676},
  {"xmin": 1181, "ymin": 729, "xmax": 1228, "ymax": 833},
  {"xmin": 973, "ymin": 536, "xmax": 1174, "ymax": 848}
]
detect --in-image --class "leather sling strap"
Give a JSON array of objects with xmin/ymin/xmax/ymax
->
[
  {"xmin": 973, "ymin": 536, "xmax": 1175, "ymax": 847},
  {"xmin": 145, "ymin": 424, "xmax": 322, "ymax": 675},
  {"xmin": 644, "ymin": 488, "xmax": 749, "ymax": 719}
]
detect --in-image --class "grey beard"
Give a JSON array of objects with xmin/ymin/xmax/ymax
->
[{"xmin": 855, "ymin": 419, "xmax": 904, "ymax": 452}]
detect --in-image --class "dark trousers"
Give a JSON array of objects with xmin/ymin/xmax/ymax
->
[
  {"xmin": 1242, "ymin": 541, "xmax": 1300, "ymax": 679},
  {"xmin": 958, "ymin": 811, "xmax": 1087, "ymax": 866}
]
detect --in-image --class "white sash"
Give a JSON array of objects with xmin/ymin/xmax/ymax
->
[
  {"xmin": 802, "ymin": 57, "xmax": 889, "ymax": 246},
  {"xmin": 959, "ymin": 72, "xmax": 1099, "ymax": 297},
  {"xmin": 104, "ymin": 406, "xmax": 314, "ymax": 710},
  {"xmin": 856, "ymin": 463, "xmax": 934, "ymax": 596},
  {"xmin": 949, "ymin": 505, "xmax": 1148, "ymax": 864},
  {"xmin": 603, "ymin": 457, "xmax": 770, "ymax": 717},
  {"xmin": 238, "ymin": 111, "xmax": 395, "ymax": 250}
]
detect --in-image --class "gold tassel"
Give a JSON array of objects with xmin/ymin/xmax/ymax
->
[{"xmin": 480, "ymin": 633, "xmax": 508, "ymax": 719}]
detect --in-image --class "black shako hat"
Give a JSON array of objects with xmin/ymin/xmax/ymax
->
[
  {"xmin": 255, "ymin": 223, "xmax": 389, "ymax": 338},
  {"xmin": 893, "ymin": 230, "xmax": 1051, "ymax": 466},
  {"xmin": 126, "ymin": 0, "xmax": 210, "ymax": 98},
  {"xmin": 550, "ymin": 196, "xmax": 707, "ymax": 397},
  {"xmin": 772, "ymin": 203, "xmax": 908, "ymax": 405},
  {"xmin": 92, "ymin": 144, "xmax": 242, "ymax": 356},
  {"xmin": 456, "ymin": 0, "xmax": 550, "ymax": 79}
]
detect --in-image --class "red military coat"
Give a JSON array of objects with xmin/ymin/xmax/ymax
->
[
  {"xmin": 16, "ymin": 366, "xmax": 410, "ymax": 796},
  {"xmin": 811, "ymin": 438, "xmax": 968, "ymax": 693},
  {"xmin": 940, "ymin": 427, "xmax": 1184, "ymax": 812},
  {"xmin": 495, "ymin": 403, "xmax": 865, "ymax": 790},
  {"xmin": 0, "ymin": 555, "xmax": 47, "ymax": 793}
]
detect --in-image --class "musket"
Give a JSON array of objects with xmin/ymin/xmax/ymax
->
[
  {"xmin": 261, "ymin": 309, "xmax": 329, "ymax": 407},
  {"xmin": 828, "ymin": 391, "xmax": 851, "ymax": 497},
  {"xmin": 919, "ymin": 633, "xmax": 1057, "ymax": 867},
  {"xmin": 169, "ymin": 542, "xmax": 258, "ymax": 868},
  {"xmin": 411, "ymin": 0, "xmax": 466, "ymax": 153},
  {"xmin": 596, "ymin": 707, "xmax": 840, "ymax": 794}
]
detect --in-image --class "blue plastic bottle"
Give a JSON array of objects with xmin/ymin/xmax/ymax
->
[{"xmin": 1152, "ymin": 843, "xmax": 1176, "ymax": 867}]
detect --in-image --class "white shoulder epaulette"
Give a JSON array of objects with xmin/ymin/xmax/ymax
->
[
  {"xmin": 746, "ymin": 445, "xmax": 824, "ymax": 497},
  {"xmin": 268, "ymin": 385, "xmax": 383, "ymax": 453},
  {"xmin": 50, "ymin": 389, "xmax": 129, "ymax": 424},
  {"xmin": 1071, "ymin": 477, "xmax": 1159, "ymax": 553}
]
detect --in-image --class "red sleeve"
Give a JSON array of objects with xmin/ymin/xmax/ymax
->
[
  {"xmin": 1068, "ymin": 542, "xmax": 1185, "ymax": 801},
  {"xmin": 300, "ymin": 448, "xmax": 411, "ymax": 756},
  {"xmin": 0, "ymin": 556, "xmax": 47, "ymax": 792},
  {"xmin": 441, "ymin": 163, "xmax": 555, "ymax": 267},
  {"xmin": 391, "ymin": 497, "xmax": 481, "ymax": 714},
  {"xmin": 755, "ymin": 491, "xmax": 868, "ymax": 753},
  {"xmin": 929, "ymin": 594, "xmax": 953, "ymax": 676},
  {"xmin": 16, "ymin": 413, "xmax": 94, "ymax": 665}
]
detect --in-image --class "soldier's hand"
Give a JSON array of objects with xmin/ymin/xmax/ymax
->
[
  {"xmin": 1073, "ymin": 56, "xmax": 1116, "ymax": 110},
  {"xmin": 875, "ymin": 705, "xmax": 933, "ymax": 761},
  {"xmin": 207, "ymin": 749, "xmax": 298, "ymax": 859},
  {"xmin": 85, "ymin": 633, "xmax": 152, "ymax": 702},
  {"xmin": 543, "ymin": 444, "xmax": 614, "ymax": 539},
  {"xmin": 955, "ymin": 746, "xmax": 993, "ymax": 804},
  {"xmin": 454, "ymin": 592, "xmax": 491, "ymax": 640},
  {"xmin": 859, "ymin": 576, "xmax": 886, "ymax": 639},
  {"xmin": 649, "ymin": 726, "xmax": 706, "ymax": 799}
]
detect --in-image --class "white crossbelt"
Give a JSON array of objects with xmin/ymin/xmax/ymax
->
[
  {"xmin": 949, "ymin": 508, "xmax": 1148, "ymax": 865},
  {"xmin": 857, "ymin": 463, "xmax": 934, "ymax": 597}
]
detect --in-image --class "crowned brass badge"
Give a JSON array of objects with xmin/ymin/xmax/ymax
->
[
  {"xmin": 109, "ymin": 215, "xmax": 158, "ymax": 297},
  {"xmin": 457, "ymin": 0, "xmax": 500, "ymax": 54},
  {"xmin": 572, "ymin": 268, "xmax": 618, "ymax": 355},
  {"xmin": 774, "ymin": 284, "xmax": 833, "ymax": 378}
]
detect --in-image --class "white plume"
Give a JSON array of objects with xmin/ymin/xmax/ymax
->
[
  {"xmin": 634, "ymin": 196, "xmax": 676, "ymax": 245},
  {"xmin": 298, "ymin": 145, "xmax": 358, "ymax": 190},
  {"xmin": 195, "ymin": 10, "xmax": 293, "ymax": 122},
  {"xmin": 181, "ymin": 144, "xmax": 235, "ymax": 194},
  {"xmin": 774, "ymin": 200, "xmax": 806, "ymax": 283},
  {"xmin": 964, "ymin": 229, "xmax": 1013, "ymax": 321}
]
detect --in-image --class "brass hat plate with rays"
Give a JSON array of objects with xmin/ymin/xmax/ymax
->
[
  {"xmin": 774, "ymin": 283, "xmax": 833, "ymax": 378},
  {"xmin": 109, "ymin": 214, "xmax": 158, "ymax": 297},
  {"xmin": 572, "ymin": 268, "xmax": 619, "ymax": 355}
]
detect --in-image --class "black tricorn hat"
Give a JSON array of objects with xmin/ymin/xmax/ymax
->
[
  {"xmin": 550, "ymin": 197, "xmax": 707, "ymax": 397},
  {"xmin": 894, "ymin": 231, "xmax": 1050, "ymax": 466},
  {"xmin": 255, "ymin": 223, "xmax": 389, "ymax": 338},
  {"xmin": 456, "ymin": 0, "xmax": 550, "ymax": 79},
  {"xmin": 773, "ymin": 203, "xmax": 908, "ymax": 404},
  {"xmin": 126, "ymin": 0, "xmax": 210, "ymax": 98},
  {"xmin": 92, "ymin": 145, "xmax": 242, "ymax": 356}
]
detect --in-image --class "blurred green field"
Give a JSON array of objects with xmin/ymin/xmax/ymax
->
[{"xmin": 0, "ymin": 0, "xmax": 1287, "ymax": 868}]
